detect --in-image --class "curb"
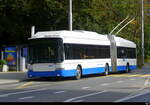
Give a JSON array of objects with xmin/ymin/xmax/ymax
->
[{"xmin": 0, "ymin": 72, "xmax": 27, "ymax": 85}]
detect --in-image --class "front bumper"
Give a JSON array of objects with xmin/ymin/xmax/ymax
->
[{"xmin": 27, "ymin": 69, "xmax": 76, "ymax": 78}]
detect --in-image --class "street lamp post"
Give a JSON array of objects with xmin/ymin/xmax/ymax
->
[
  {"xmin": 142, "ymin": 0, "xmax": 144, "ymax": 65},
  {"xmin": 69, "ymin": 0, "xmax": 72, "ymax": 31}
]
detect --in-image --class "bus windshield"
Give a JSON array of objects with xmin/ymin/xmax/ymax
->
[{"xmin": 28, "ymin": 38, "xmax": 63, "ymax": 64}]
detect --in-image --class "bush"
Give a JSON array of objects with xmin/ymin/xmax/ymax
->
[{"xmin": 0, "ymin": 60, "xmax": 7, "ymax": 65}]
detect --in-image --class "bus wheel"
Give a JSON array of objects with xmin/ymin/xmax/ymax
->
[
  {"xmin": 74, "ymin": 66, "xmax": 82, "ymax": 80},
  {"xmin": 126, "ymin": 64, "xmax": 130, "ymax": 73},
  {"xmin": 104, "ymin": 65, "xmax": 109, "ymax": 76}
]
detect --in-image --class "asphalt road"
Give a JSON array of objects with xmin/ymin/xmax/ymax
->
[{"xmin": 1, "ymin": 64, "xmax": 150, "ymax": 102}]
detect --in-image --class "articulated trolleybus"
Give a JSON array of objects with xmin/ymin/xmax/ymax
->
[{"xmin": 27, "ymin": 30, "xmax": 137, "ymax": 80}]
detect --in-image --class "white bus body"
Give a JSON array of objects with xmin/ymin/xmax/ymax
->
[{"xmin": 27, "ymin": 30, "xmax": 137, "ymax": 78}]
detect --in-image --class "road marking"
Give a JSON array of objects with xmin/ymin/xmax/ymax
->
[
  {"xmin": 22, "ymin": 83, "xmax": 53, "ymax": 89},
  {"xmin": 17, "ymin": 79, "xmax": 84, "ymax": 89},
  {"xmin": 73, "ymin": 100, "xmax": 84, "ymax": 102},
  {"xmin": 81, "ymin": 87, "xmax": 90, "ymax": 89},
  {"xmin": 0, "ymin": 94, "xmax": 9, "ymax": 97},
  {"xmin": 0, "ymin": 80, "xmax": 19, "ymax": 85},
  {"xmin": 64, "ymin": 90, "xmax": 106, "ymax": 102},
  {"xmin": 130, "ymin": 78, "xmax": 136, "ymax": 80},
  {"xmin": 0, "ymin": 83, "xmax": 22, "ymax": 89},
  {"xmin": 0, "ymin": 88, "xmax": 47, "ymax": 98},
  {"xmin": 141, "ymin": 74, "xmax": 150, "ymax": 77},
  {"xmin": 99, "ymin": 74, "xmax": 150, "ymax": 78},
  {"xmin": 114, "ymin": 90, "xmax": 150, "ymax": 102},
  {"xmin": 109, "ymin": 74, "xmax": 129, "ymax": 77},
  {"xmin": 114, "ymin": 77, "xmax": 150, "ymax": 102},
  {"xmin": 16, "ymin": 82, "xmax": 33, "ymax": 89},
  {"xmin": 100, "ymin": 83, "xmax": 109, "ymax": 86},
  {"xmin": 19, "ymin": 96, "xmax": 34, "ymax": 100},
  {"xmin": 54, "ymin": 91, "xmax": 65, "ymax": 94},
  {"xmin": 126, "ymin": 74, "xmax": 141, "ymax": 77},
  {"xmin": 116, "ymin": 81, "xmax": 124, "ymax": 83},
  {"xmin": 143, "ymin": 77, "xmax": 150, "ymax": 88}
]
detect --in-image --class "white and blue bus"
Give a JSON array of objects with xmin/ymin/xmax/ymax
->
[{"xmin": 27, "ymin": 30, "xmax": 137, "ymax": 80}]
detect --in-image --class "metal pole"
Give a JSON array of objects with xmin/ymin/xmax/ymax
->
[
  {"xmin": 142, "ymin": 0, "xmax": 144, "ymax": 65},
  {"xmin": 16, "ymin": 46, "xmax": 19, "ymax": 72},
  {"xmin": 31, "ymin": 26, "xmax": 35, "ymax": 37},
  {"xmin": 69, "ymin": 0, "xmax": 72, "ymax": 31}
]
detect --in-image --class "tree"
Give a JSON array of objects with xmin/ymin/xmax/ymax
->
[{"xmin": 0, "ymin": 0, "xmax": 149, "ymax": 65}]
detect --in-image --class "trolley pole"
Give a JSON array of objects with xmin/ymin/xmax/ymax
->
[
  {"xmin": 108, "ymin": 16, "xmax": 136, "ymax": 72},
  {"xmin": 69, "ymin": 0, "xmax": 72, "ymax": 31},
  {"xmin": 141, "ymin": 0, "xmax": 145, "ymax": 65}
]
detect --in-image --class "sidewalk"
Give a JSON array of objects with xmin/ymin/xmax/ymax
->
[{"xmin": 0, "ymin": 72, "xmax": 28, "ymax": 85}]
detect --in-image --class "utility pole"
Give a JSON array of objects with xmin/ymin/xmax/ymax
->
[
  {"xmin": 141, "ymin": 0, "xmax": 144, "ymax": 65},
  {"xmin": 69, "ymin": 0, "xmax": 72, "ymax": 31}
]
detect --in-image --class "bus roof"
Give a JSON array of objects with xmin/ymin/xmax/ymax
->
[
  {"xmin": 114, "ymin": 36, "xmax": 136, "ymax": 48},
  {"xmin": 31, "ymin": 30, "xmax": 108, "ymax": 40},
  {"xmin": 30, "ymin": 30, "xmax": 136, "ymax": 47}
]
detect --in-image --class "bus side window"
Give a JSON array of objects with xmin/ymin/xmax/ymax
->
[
  {"xmin": 121, "ymin": 49, "xmax": 125, "ymax": 58},
  {"xmin": 64, "ymin": 44, "xmax": 71, "ymax": 59},
  {"xmin": 57, "ymin": 40, "xmax": 64, "ymax": 61},
  {"xmin": 118, "ymin": 47, "xmax": 126, "ymax": 58},
  {"xmin": 121, "ymin": 48, "xmax": 127, "ymax": 58},
  {"xmin": 48, "ymin": 47, "xmax": 55, "ymax": 56}
]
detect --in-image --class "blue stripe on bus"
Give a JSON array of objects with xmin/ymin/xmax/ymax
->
[
  {"xmin": 27, "ymin": 65, "xmax": 137, "ymax": 78},
  {"xmin": 82, "ymin": 67, "xmax": 105, "ymax": 75},
  {"xmin": 117, "ymin": 65, "xmax": 137, "ymax": 71},
  {"xmin": 27, "ymin": 69, "xmax": 76, "ymax": 78}
]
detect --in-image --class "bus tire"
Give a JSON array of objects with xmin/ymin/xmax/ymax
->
[
  {"xmin": 126, "ymin": 64, "xmax": 130, "ymax": 73},
  {"xmin": 104, "ymin": 65, "xmax": 109, "ymax": 76},
  {"xmin": 74, "ymin": 66, "xmax": 82, "ymax": 80}
]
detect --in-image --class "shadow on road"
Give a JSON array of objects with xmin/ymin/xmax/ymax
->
[{"xmin": 21, "ymin": 71, "xmax": 130, "ymax": 82}]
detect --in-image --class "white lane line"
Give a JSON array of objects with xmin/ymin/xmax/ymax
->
[
  {"xmin": 73, "ymin": 100, "xmax": 84, "ymax": 102},
  {"xmin": 0, "ymin": 80, "xmax": 19, "ymax": 85},
  {"xmin": 144, "ymin": 78, "xmax": 150, "ymax": 87},
  {"xmin": 116, "ymin": 81, "xmax": 124, "ymax": 83},
  {"xmin": 0, "ymin": 83, "xmax": 20, "ymax": 88},
  {"xmin": 100, "ymin": 83, "xmax": 109, "ymax": 86},
  {"xmin": 0, "ymin": 82, "xmax": 27, "ymax": 89},
  {"xmin": 0, "ymin": 88, "xmax": 47, "ymax": 98},
  {"xmin": 81, "ymin": 87, "xmax": 90, "ymax": 89},
  {"xmin": 130, "ymin": 78, "xmax": 136, "ymax": 80},
  {"xmin": 114, "ymin": 90, "xmax": 150, "ymax": 102},
  {"xmin": 19, "ymin": 96, "xmax": 34, "ymax": 100},
  {"xmin": 64, "ymin": 90, "xmax": 106, "ymax": 102},
  {"xmin": 115, "ymin": 77, "xmax": 150, "ymax": 102},
  {"xmin": 0, "ymin": 94, "xmax": 9, "ymax": 97},
  {"xmin": 54, "ymin": 91, "xmax": 65, "ymax": 94}
]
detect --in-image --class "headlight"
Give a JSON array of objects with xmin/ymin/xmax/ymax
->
[
  {"xmin": 55, "ymin": 64, "xmax": 65, "ymax": 70},
  {"xmin": 27, "ymin": 64, "xmax": 33, "ymax": 70}
]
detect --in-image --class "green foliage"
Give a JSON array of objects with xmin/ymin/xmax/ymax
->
[
  {"xmin": 0, "ymin": 0, "xmax": 150, "ymax": 65},
  {"xmin": 144, "ymin": 24, "xmax": 150, "ymax": 60},
  {"xmin": 0, "ymin": 60, "xmax": 7, "ymax": 65}
]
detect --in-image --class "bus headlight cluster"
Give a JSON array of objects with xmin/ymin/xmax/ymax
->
[{"xmin": 27, "ymin": 64, "xmax": 33, "ymax": 71}]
